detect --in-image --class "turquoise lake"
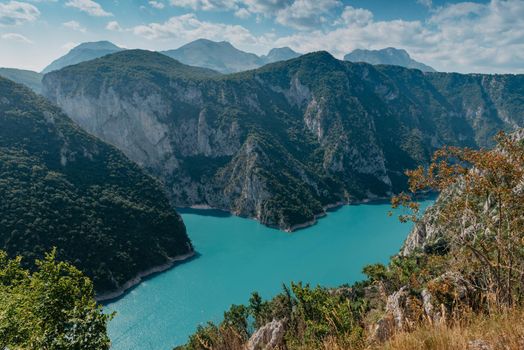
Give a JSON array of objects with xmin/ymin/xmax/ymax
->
[{"xmin": 105, "ymin": 200, "xmax": 432, "ymax": 350}]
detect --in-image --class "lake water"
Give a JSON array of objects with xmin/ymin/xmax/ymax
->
[{"xmin": 105, "ymin": 200, "xmax": 432, "ymax": 350}]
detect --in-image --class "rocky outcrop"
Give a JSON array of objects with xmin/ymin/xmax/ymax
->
[
  {"xmin": 370, "ymin": 271, "xmax": 474, "ymax": 342},
  {"xmin": 370, "ymin": 287, "xmax": 410, "ymax": 342},
  {"xmin": 401, "ymin": 200, "xmax": 445, "ymax": 255},
  {"xmin": 246, "ymin": 319, "xmax": 286, "ymax": 350}
]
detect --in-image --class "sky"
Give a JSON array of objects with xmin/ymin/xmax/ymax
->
[{"xmin": 0, "ymin": 0, "xmax": 522, "ymax": 73}]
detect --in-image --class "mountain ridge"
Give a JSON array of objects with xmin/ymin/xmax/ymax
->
[
  {"xmin": 42, "ymin": 50, "xmax": 524, "ymax": 230},
  {"xmin": 41, "ymin": 40, "xmax": 124, "ymax": 74},
  {"xmin": 161, "ymin": 39, "xmax": 302, "ymax": 73},
  {"xmin": 344, "ymin": 47, "xmax": 436, "ymax": 72},
  {"xmin": 0, "ymin": 67, "xmax": 43, "ymax": 93}
]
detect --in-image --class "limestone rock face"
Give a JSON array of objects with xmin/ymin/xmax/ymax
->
[
  {"xmin": 246, "ymin": 319, "xmax": 286, "ymax": 350},
  {"xmin": 401, "ymin": 200, "xmax": 445, "ymax": 255},
  {"xmin": 43, "ymin": 50, "xmax": 524, "ymax": 230},
  {"xmin": 371, "ymin": 287, "xmax": 410, "ymax": 342}
]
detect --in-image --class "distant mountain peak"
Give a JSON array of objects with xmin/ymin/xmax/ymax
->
[
  {"xmin": 267, "ymin": 47, "xmax": 296, "ymax": 55},
  {"xmin": 73, "ymin": 41, "xmax": 120, "ymax": 51},
  {"xmin": 180, "ymin": 38, "xmax": 237, "ymax": 50},
  {"xmin": 344, "ymin": 47, "xmax": 436, "ymax": 72},
  {"xmin": 262, "ymin": 47, "xmax": 301, "ymax": 64},
  {"xmin": 42, "ymin": 41, "xmax": 123, "ymax": 74},
  {"xmin": 162, "ymin": 39, "xmax": 302, "ymax": 74},
  {"xmin": 162, "ymin": 39, "xmax": 260, "ymax": 74}
]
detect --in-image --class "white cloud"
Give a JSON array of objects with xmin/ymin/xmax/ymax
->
[
  {"xmin": 65, "ymin": 0, "xmax": 112, "ymax": 17},
  {"xmin": 275, "ymin": 0, "xmax": 341, "ymax": 30},
  {"xmin": 1, "ymin": 32, "xmax": 33, "ymax": 43},
  {"xmin": 336, "ymin": 5, "xmax": 373, "ymax": 26},
  {"xmin": 234, "ymin": 8, "xmax": 250, "ymax": 19},
  {"xmin": 149, "ymin": 1, "xmax": 165, "ymax": 9},
  {"xmin": 0, "ymin": 1, "xmax": 40, "ymax": 25},
  {"xmin": 131, "ymin": 13, "xmax": 275, "ymax": 53},
  {"xmin": 242, "ymin": 0, "xmax": 291, "ymax": 15},
  {"xmin": 417, "ymin": 0, "xmax": 432, "ymax": 9},
  {"xmin": 272, "ymin": 0, "xmax": 524, "ymax": 73},
  {"xmin": 106, "ymin": 20, "xmax": 122, "ymax": 31},
  {"xmin": 62, "ymin": 20, "xmax": 86, "ymax": 32},
  {"xmin": 169, "ymin": 0, "xmax": 341, "ymax": 30},
  {"xmin": 428, "ymin": 2, "xmax": 484, "ymax": 23},
  {"xmin": 170, "ymin": 0, "xmax": 237, "ymax": 11}
]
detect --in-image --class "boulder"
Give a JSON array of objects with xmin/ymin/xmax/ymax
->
[{"xmin": 246, "ymin": 319, "xmax": 286, "ymax": 350}]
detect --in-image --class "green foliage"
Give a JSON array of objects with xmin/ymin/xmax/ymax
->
[
  {"xmin": 0, "ymin": 249, "xmax": 111, "ymax": 349},
  {"xmin": 0, "ymin": 77, "xmax": 192, "ymax": 292},
  {"xmin": 289, "ymin": 282, "xmax": 364, "ymax": 348},
  {"xmin": 396, "ymin": 132, "xmax": 524, "ymax": 309},
  {"xmin": 180, "ymin": 283, "xmax": 366, "ymax": 350}
]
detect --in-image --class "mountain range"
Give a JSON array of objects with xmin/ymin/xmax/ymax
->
[
  {"xmin": 344, "ymin": 47, "xmax": 436, "ymax": 72},
  {"xmin": 161, "ymin": 39, "xmax": 301, "ymax": 73},
  {"xmin": 41, "ymin": 41, "xmax": 123, "ymax": 74},
  {"xmin": 39, "ymin": 39, "xmax": 302, "ymax": 76},
  {"xmin": 6, "ymin": 41, "xmax": 435, "ymax": 94},
  {"xmin": 0, "ymin": 68, "xmax": 43, "ymax": 93},
  {"xmin": 42, "ymin": 50, "xmax": 524, "ymax": 231},
  {"xmin": 0, "ymin": 76, "xmax": 192, "ymax": 293}
]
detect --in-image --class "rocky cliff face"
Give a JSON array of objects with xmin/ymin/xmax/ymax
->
[{"xmin": 43, "ymin": 50, "xmax": 524, "ymax": 230}]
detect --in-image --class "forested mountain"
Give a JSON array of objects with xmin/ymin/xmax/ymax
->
[
  {"xmin": 0, "ymin": 76, "xmax": 192, "ymax": 293},
  {"xmin": 0, "ymin": 68, "xmax": 42, "ymax": 93},
  {"xmin": 42, "ymin": 50, "xmax": 524, "ymax": 231},
  {"xmin": 42, "ymin": 41, "xmax": 123, "ymax": 74},
  {"xmin": 162, "ymin": 39, "xmax": 301, "ymax": 73},
  {"xmin": 344, "ymin": 47, "xmax": 436, "ymax": 72}
]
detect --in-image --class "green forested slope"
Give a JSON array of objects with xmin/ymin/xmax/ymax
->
[{"xmin": 0, "ymin": 77, "xmax": 192, "ymax": 293}]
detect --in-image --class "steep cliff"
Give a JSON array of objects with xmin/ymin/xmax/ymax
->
[
  {"xmin": 43, "ymin": 50, "xmax": 524, "ymax": 230},
  {"xmin": 0, "ymin": 76, "xmax": 192, "ymax": 293}
]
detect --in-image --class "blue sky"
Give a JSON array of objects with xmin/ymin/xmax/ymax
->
[{"xmin": 0, "ymin": 0, "xmax": 522, "ymax": 73}]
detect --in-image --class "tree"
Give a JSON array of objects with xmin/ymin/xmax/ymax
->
[
  {"xmin": 0, "ymin": 249, "xmax": 112, "ymax": 349},
  {"xmin": 393, "ymin": 131, "xmax": 524, "ymax": 310}
]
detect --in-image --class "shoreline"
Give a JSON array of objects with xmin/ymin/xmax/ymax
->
[
  {"xmin": 179, "ymin": 197, "xmax": 402, "ymax": 233},
  {"xmin": 284, "ymin": 198, "xmax": 390, "ymax": 232},
  {"xmin": 97, "ymin": 195, "xmax": 434, "ymax": 302},
  {"xmin": 96, "ymin": 251, "xmax": 196, "ymax": 303}
]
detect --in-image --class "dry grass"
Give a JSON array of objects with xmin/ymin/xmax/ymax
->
[{"xmin": 375, "ymin": 308, "xmax": 524, "ymax": 350}]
